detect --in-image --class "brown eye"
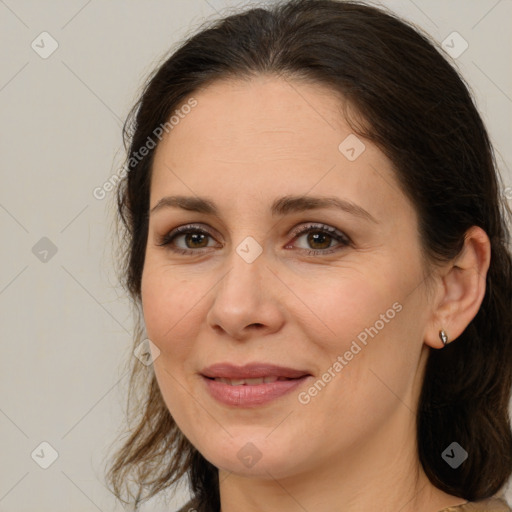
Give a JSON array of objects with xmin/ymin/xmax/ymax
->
[
  {"xmin": 287, "ymin": 223, "xmax": 351, "ymax": 255},
  {"xmin": 305, "ymin": 231, "xmax": 333, "ymax": 250},
  {"xmin": 157, "ymin": 222, "xmax": 350, "ymax": 257},
  {"xmin": 181, "ymin": 232, "xmax": 210, "ymax": 249},
  {"xmin": 157, "ymin": 224, "xmax": 218, "ymax": 254}
]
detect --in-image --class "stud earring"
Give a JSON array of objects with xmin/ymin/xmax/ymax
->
[{"xmin": 439, "ymin": 329, "xmax": 448, "ymax": 346}]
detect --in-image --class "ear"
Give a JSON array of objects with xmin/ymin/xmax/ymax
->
[{"xmin": 423, "ymin": 226, "xmax": 491, "ymax": 350}]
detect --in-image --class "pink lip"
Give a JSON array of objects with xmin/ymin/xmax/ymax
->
[
  {"xmin": 200, "ymin": 362, "xmax": 310, "ymax": 379},
  {"xmin": 200, "ymin": 362, "xmax": 312, "ymax": 407},
  {"xmin": 201, "ymin": 375, "xmax": 311, "ymax": 407}
]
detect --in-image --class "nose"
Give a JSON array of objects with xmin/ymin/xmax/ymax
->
[{"xmin": 206, "ymin": 244, "xmax": 285, "ymax": 341}]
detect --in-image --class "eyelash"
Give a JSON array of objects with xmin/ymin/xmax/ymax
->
[{"xmin": 156, "ymin": 222, "xmax": 351, "ymax": 256}]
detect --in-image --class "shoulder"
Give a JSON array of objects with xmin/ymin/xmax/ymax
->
[{"xmin": 439, "ymin": 497, "xmax": 512, "ymax": 512}]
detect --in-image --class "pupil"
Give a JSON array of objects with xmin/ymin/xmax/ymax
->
[
  {"xmin": 186, "ymin": 233, "xmax": 207, "ymax": 248},
  {"xmin": 308, "ymin": 232, "xmax": 330, "ymax": 249}
]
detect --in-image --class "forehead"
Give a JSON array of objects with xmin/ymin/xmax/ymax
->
[
  {"xmin": 159, "ymin": 75, "xmax": 349, "ymax": 162},
  {"xmin": 150, "ymin": 75, "xmax": 410, "ymax": 224}
]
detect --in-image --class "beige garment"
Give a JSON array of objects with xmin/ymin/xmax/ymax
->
[{"xmin": 438, "ymin": 497, "xmax": 511, "ymax": 511}]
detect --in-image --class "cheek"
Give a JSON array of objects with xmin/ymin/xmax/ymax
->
[
  {"xmin": 300, "ymin": 267, "xmax": 415, "ymax": 397},
  {"xmin": 140, "ymin": 264, "xmax": 202, "ymax": 358},
  {"xmin": 140, "ymin": 266, "xmax": 203, "ymax": 425},
  {"xmin": 296, "ymin": 268, "xmax": 395, "ymax": 346}
]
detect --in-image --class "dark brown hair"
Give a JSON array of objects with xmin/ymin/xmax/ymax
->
[{"xmin": 105, "ymin": 1, "xmax": 512, "ymax": 510}]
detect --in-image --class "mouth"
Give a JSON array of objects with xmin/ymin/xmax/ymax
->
[
  {"xmin": 199, "ymin": 362, "xmax": 312, "ymax": 407},
  {"xmin": 206, "ymin": 376, "xmax": 298, "ymax": 386},
  {"xmin": 200, "ymin": 362, "xmax": 311, "ymax": 380}
]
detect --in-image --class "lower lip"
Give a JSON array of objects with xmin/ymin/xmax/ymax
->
[{"xmin": 201, "ymin": 375, "xmax": 311, "ymax": 407}]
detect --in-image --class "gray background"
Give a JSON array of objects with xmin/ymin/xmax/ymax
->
[{"xmin": 1, "ymin": 1, "xmax": 511, "ymax": 511}]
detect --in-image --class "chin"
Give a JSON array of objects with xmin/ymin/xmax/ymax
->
[{"xmin": 193, "ymin": 431, "xmax": 307, "ymax": 480}]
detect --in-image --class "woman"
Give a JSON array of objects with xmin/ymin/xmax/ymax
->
[{"xmin": 105, "ymin": 1, "xmax": 512, "ymax": 510}]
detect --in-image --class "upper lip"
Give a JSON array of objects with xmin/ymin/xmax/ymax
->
[{"xmin": 201, "ymin": 363, "xmax": 311, "ymax": 379}]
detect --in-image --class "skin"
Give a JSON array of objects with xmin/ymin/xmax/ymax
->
[{"xmin": 141, "ymin": 75, "xmax": 491, "ymax": 512}]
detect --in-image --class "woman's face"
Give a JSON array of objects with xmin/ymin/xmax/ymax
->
[{"xmin": 141, "ymin": 75, "xmax": 437, "ymax": 480}]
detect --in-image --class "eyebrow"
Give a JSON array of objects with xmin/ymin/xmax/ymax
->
[{"xmin": 150, "ymin": 194, "xmax": 378, "ymax": 224}]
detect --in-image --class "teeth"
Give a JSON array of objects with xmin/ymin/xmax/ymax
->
[
  {"xmin": 245, "ymin": 378, "xmax": 267, "ymax": 385},
  {"xmin": 213, "ymin": 376, "xmax": 283, "ymax": 385}
]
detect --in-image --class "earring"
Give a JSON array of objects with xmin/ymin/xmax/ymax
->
[{"xmin": 439, "ymin": 329, "xmax": 448, "ymax": 346}]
